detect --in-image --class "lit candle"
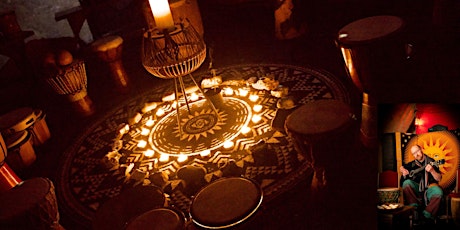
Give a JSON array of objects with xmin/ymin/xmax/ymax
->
[
  {"xmin": 156, "ymin": 108, "xmax": 165, "ymax": 117},
  {"xmin": 241, "ymin": 126, "xmax": 251, "ymax": 134},
  {"xmin": 249, "ymin": 94, "xmax": 259, "ymax": 102},
  {"xmin": 159, "ymin": 154, "xmax": 169, "ymax": 162},
  {"xmin": 238, "ymin": 88, "xmax": 249, "ymax": 97},
  {"xmin": 141, "ymin": 128, "xmax": 150, "ymax": 136},
  {"xmin": 252, "ymin": 114, "xmax": 262, "ymax": 123},
  {"xmin": 137, "ymin": 140, "xmax": 147, "ymax": 148},
  {"xmin": 223, "ymin": 87, "xmax": 234, "ymax": 96},
  {"xmin": 146, "ymin": 119, "xmax": 155, "ymax": 127},
  {"xmin": 149, "ymin": 0, "xmax": 175, "ymax": 31},
  {"xmin": 190, "ymin": 92, "xmax": 199, "ymax": 101},
  {"xmin": 223, "ymin": 141, "xmax": 234, "ymax": 149},
  {"xmin": 200, "ymin": 150, "xmax": 211, "ymax": 157},
  {"xmin": 144, "ymin": 149, "xmax": 154, "ymax": 157},
  {"xmin": 177, "ymin": 154, "xmax": 188, "ymax": 162}
]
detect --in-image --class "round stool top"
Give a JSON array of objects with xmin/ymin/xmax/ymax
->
[
  {"xmin": 285, "ymin": 100, "xmax": 355, "ymax": 139},
  {"xmin": 125, "ymin": 208, "xmax": 185, "ymax": 230},
  {"xmin": 91, "ymin": 35, "xmax": 123, "ymax": 52},
  {"xmin": 0, "ymin": 177, "xmax": 51, "ymax": 221},
  {"xmin": 0, "ymin": 107, "xmax": 35, "ymax": 134},
  {"xmin": 92, "ymin": 185, "xmax": 166, "ymax": 230},
  {"xmin": 190, "ymin": 177, "xmax": 263, "ymax": 229},
  {"xmin": 337, "ymin": 15, "xmax": 404, "ymax": 46}
]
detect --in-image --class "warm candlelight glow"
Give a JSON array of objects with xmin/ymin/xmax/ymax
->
[
  {"xmin": 223, "ymin": 141, "xmax": 234, "ymax": 149},
  {"xmin": 172, "ymin": 101, "xmax": 178, "ymax": 109},
  {"xmin": 142, "ymin": 102, "xmax": 158, "ymax": 113},
  {"xmin": 238, "ymin": 88, "xmax": 249, "ymax": 97},
  {"xmin": 149, "ymin": 0, "xmax": 175, "ymax": 31},
  {"xmin": 200, "ymin": 150, "xmax": 211, "ymax": 157},
  {"xmin": 190, "ymin": 92, "xmax": 199, "ymax": 101},
  {"xmin": 159, "ymin": 154, "xmax": 169, "ymax": 162},
  {"xmin": 177, "ymin": 154, "xmax": 188, "ymax": 162},
  {"xmin": 253, "ymin": 104, "xmax": 263, "ymax": 112},
  {"xmin": 249, "ymin": 94, "xmax": 259, "ymax": 102},
  {"xmin": 252, "ymin": 114, "xmax": 262, "ymax": 123},
  {"xmin": 146, "ymin": 119, "xmax": 155, "ymax": 127},
  {"xmin": 156, "ymin": 108, "xmax": 165, "ymax": 117},
  {"xmin": 144, "ymin": 149, "xmax": 154, "ymax": 157},
  {"xmin": 126, "ymin": 163, "xmax": 135, "ymax": 176},
  {"xmin": 241, "ymin": 126, "xmax": 251, "ymax": 134},
  {"xmin": 137, "ymin": 140, "xmax": 147, "ymax": 148},
  {"xmin": 119, "ymin": 124, "xmax": 129, "ymax": 135},
  {"xmin": 141, "ymin": 128, "xmax": 150, "ymax": 136},
  {"xmin": 223, "ymin": 87, "xmax": 234, "ymax": 96}
]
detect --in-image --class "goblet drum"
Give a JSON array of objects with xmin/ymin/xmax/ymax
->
[
  {"xmin": 377, "ymin": 187, "xmax": 400, "ymax": 204},
  {"xmin": 91, "ymin": 35, "xmax": 129, "ymax": 93},
  {"xmin": 44, "ymin": 59, "xmax": 95, "ymax": 116},
  {"xmin": 0, "ymin": 177, "xmax": 63, "ymax": 230}
]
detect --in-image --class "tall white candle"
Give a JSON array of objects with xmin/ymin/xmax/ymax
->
[{"xmin": 149, "ymin": 0, "xmax": 175, "ymax": 31}]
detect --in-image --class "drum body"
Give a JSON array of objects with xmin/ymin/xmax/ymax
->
[
  {"xmin": 0, "ymin": 177, "xmax": 62, "ymax": 229},
  {"xmin": 0, "ymin": 132, "xmax": 6, "ymax": 165},
  {"xmin": 125, "ymin": 207, "xmax": 186, "ymax": 230},
  {"xmin": 92, "ymin": 185, "xmax": 167, "ymax": 230},
  {"xmin": 44, "ymin": 60, "xmax": 95, "ymax": 116},
  {"xmin": 377, "ymin": 187, "xmax": 400, "ymax": 204},
  {"xmin": 336, "ymin": 15, "xmax": 406, "ymax": 94},
  {"xmin": 5, "ymin": 130, "xmax": 36, "ymax": 170},
  {"xmin": 190, "ymin": 177, "xmax": 263, "ymax": 229},
  {"xmin": 452, "ymin": 196, "xmax": 460, "ymax": 227},
  {"xmin": 91, "ymin": 35, "xmax": 129, "ymax": 93}
]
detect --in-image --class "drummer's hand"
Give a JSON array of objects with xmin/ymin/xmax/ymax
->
[
  {"xmin": 425, "ymin": 164, "xmax": 433, "ymax": 173},
  {"xmin": 400, "ymin": 166, "xmax": 409, "ymax": 177}
]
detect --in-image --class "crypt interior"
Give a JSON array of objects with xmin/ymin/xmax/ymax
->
[{"xmin": 1, "ymin": 0, "xmax": 460, "ymax": 229}]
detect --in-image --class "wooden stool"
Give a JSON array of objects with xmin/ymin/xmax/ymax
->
[
  {"xmin": 0, "ymin": 177, "xmax": 64, "ymax": 230},
  {"xmin": 91, "ymin": 35, "xmax": 129, "ymax": 93}
]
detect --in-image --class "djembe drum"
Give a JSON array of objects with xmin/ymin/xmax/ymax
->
[
  {"xmin": 0, "ymin": 177, "xmax": 63, "ymax": 230},
  {"xmin": 125, "ymin": 207, "xmax": 186, "ymax": 230},
  {"xmin": 91, "ymin": 35, "xmax": 129, "ymax": 93},
  {"xmin": 0, "ymin": 107, "xmax": 51, "ymax": 146},
  {"xmin": 189, "ymin": 177, "xmax": 263, "ymax": 229},
  {"xmin": 44, "ymin": 59, "xmax": 95, "ymax": 117},
  {"xmin": 377, "ymin": 187, "xmax": 400, "ymax": 204},
  {"xmin": 0, "ymin": 132, "xmax": 22, "ymax": 192}
]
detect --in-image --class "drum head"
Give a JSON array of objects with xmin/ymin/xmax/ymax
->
[
  {"xmin": 92, "ymin": 185, "xmax": 166, "ymax": 230},
  {"xmin": 190, "ymin": 177, "xmax": 263, "ymax": 229},
  {"xmin": 0, "ymin": 107, "xmax": 35, "ymax": 133},
  {"xmin": 337, "ymin": 15, "xmax": 404, "ymax": 46},
  {"xmin": 125, "ymin": 208, "xmax": 185, "ymax": 230}
]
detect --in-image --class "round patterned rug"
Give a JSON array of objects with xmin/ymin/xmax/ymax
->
[{"xmin": 56, "ymin": 64, "xmax": 351, "ymax": 227}]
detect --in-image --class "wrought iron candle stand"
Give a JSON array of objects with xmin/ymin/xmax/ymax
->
[{"xmin": 141, "ymin": 19, "xmax": 219, "ymax": 138}]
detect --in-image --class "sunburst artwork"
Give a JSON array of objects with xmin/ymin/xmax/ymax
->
[
  {"xmin": 405, "ymin": 130, "xmax": 460, "ymax": 189},
  {"xmin": 174, "ymin": 108, "xmax": 227, "ymax": 141}
]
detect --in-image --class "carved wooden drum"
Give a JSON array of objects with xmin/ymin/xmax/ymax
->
[
  {"xmin": 336, "ymin": 15, "xmax": 406, "ymax": 94},
  {"xmin": 189, "ymin": 177, "xmax": 263, "ymax": 229}
]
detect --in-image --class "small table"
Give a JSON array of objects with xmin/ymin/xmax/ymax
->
[{"xmin": 377, "ymin": 205, "xmax": 415, "ymax": 230}]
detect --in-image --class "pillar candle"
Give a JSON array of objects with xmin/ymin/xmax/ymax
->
[{"xmin": 149, "ymin": 0, "xmax": 175, "ymax": 31}]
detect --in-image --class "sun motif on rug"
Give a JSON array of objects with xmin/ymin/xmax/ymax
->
[
  {"xmin": 405, "ymin": 131, "xmax": 460, "ymax": 189},
  {"xmin": 174, "ymin": 109, "xmax": 228, "ymax": 141}
]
